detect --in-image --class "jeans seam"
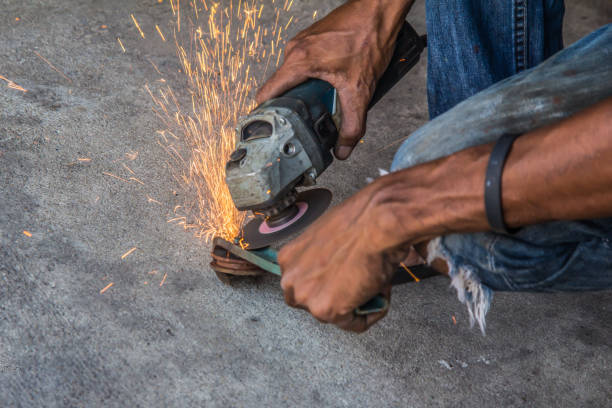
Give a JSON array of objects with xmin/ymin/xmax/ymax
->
[
  {"xmin": 487, "ymin": 235, "xmax": 519, "ymax": 290},
  {"xmin": 513, "ymin": 0, "xmax": 528, "ymax": 72}
]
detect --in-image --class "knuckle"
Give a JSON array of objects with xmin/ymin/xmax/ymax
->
[
  {"xmin": 285, "ymin": 41, "xmax": 308, "ymax": 61},
  {"xmin": 310, "ymin": 302, "xmax": 335, "ymax": 322},
  {"xmin": 351, "ymin": 324, "xmax": 367, "ymax": 334},
  {"xmin": 279, "ymin": 275, "xmax": 293, "ymax": 292},
  {"xmin": 341, "ymin": 124, "xmax": 363, "ymax": 142}
]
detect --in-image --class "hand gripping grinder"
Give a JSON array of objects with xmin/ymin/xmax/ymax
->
[{"xmin": 225, "ymin": 21, "xmax": 426, "ymax": 249}]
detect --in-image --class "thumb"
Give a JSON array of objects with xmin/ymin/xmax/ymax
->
[{"xmin": 334, "ymin": 92, "xmax": 367, "ymax": 160}]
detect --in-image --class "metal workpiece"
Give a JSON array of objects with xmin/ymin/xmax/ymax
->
[{"xmin": 209, "ymin": 237, "xmax": 393, "ymax": 315}]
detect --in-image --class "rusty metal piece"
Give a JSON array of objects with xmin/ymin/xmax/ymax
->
[{"xmin": 210, "ymin": 240, "xmax": 264, "ymax": 284}]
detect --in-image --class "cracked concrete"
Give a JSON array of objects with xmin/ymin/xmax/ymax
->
[{"xmin": 1, "ymin": 0, "xmax": 611, "ymax": 406}]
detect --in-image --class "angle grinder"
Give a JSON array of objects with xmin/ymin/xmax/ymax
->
[{"xmin": 226, "ymin": 21, "xmax": 426, "ymax": 249}]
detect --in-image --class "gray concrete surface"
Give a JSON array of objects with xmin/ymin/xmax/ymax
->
[{"xmin": 1, "ymin": 1, "xmax": 611, "ymax": 407}]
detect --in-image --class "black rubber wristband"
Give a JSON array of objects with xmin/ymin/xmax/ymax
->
[{"xmin": 485, "ymin": 134, "xmax": 521, "ymax": 234}]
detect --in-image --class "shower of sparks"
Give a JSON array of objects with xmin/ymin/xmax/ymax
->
[
  {"xmin": 0, "ymin": 75, "xmax": 27, "ymax": 92},
  {"xmin": 33, "ymin": 51, "xmax": 72, "ymax": 83},
  {"xmin": 145, "ymin": 0, "xmax": 294, "ymax": 242}
]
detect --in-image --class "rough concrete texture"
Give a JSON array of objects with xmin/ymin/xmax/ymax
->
[{"xmin": 1, "ymin": 1, "xmax": 611, "ymax": 407}]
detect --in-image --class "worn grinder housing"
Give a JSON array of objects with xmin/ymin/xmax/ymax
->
[{"xmin": 225, "ymin": 80, "xmax": 338, "ymax": 218}]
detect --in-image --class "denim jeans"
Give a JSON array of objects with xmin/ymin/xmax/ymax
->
[
  {"xmin": 391, "ymin": 11, "xmax": 612, "ymax": 332},
  {"xmin": 425, "ymin": 0, "xmax": 566, "ymax": 119}
]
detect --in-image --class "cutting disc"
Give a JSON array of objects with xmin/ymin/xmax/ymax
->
[{"xmin": 241, "ymin": 188, "xmax": 332, "ymax": 249}]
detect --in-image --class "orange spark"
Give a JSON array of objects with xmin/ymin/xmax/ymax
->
[
  {"xmin": 155, "ymin": 24, "xmax": 166, "ymax": 41},
  {"xmin": 117, "ymin": 37, "xmax": 126, "ymax": 53},
  {"xmin": 0, "ymin": 74, "xmax": 27, "ymax": 92},
  {"xmin": 100, "ymin": 282, "xmax": 114, "ymax": 294},
  {"xmin": 15, "ymin": 17, "xmax": 20, "ymax": 21},
  {"xmin": 147, "ymin": 57, "xmax": 163, "ymax": 76},
  {"xmin": 129, "ymin": 177, "xmax": 145, "ymax": 185},
  {"xmin": 452, "ymin": 315, "xmax": 457, "ymax": 325},
  {"xmin": 159, "ymin": 273, "xmax": 168, "ymax": 287},
  {"xmin": 122, "ymin": 163, "xmax": 136, "ymax": 175},
  {"xmin": 101, "ymin": 24, "xmax": 108, "ymax": 29},
  {"xmin": 312, "ymin": 11, "xmax": 317, "ymax": 19},
  {"xmin": 103, "ymin": 171, "xmax": 131, "ymax": 183},
  {"xmin": 121, "ymin": 247, "xmax": 137, "ymax": 259},
  {"xmin": 77, "ymin": 157, "xmax": 91, "ymax": 162},
  {"xmin": 400, "ymin": 262, "xmax": 420, "ymax": 282},
  {"xmin": 23, "ymin": 230, "xmax": 32, "ymax": 237},
  {"xmin": 238, "ymin": 237, "xmax": 249, "ymax": 249},
  {"xmin": 131, "ymin": 14, "xmax": 146, "ymax": 38},
  {"xmin": 125, "ymin": 150, "xmax": 139, "ymax": 160},
  {"xmin": 33, "ymin": 51, "xmax": 72, "ymax": 83},
  {"xmin": 147, "ymin": 195, "xmax": 162, "ymax": 205}
]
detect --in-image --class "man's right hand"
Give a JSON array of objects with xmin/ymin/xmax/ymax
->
[{"xmin": 256, "ymin": 0, "xmax": 413, "ymax": 160}]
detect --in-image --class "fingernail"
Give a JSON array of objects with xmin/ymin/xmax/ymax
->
[{"xmin": 336, "ymin": 146, "xmax": 352, "ymax": 159}]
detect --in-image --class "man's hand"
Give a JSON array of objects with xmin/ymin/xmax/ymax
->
[
  {"xmin": 278, "ymin": 182, "xmax": 411, "ymax": 332},
  {"xmin": 256, "ymin": 0, "xmax": 413, "ymax": 160}
]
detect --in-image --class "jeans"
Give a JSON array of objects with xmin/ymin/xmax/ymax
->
[
  {"xmin": 425, "ymin": 0, "xmax": 566, "ymax": 119},
  {"xmin": 391, "ymin": 13, "xmax": 612, "ymax": 332}
]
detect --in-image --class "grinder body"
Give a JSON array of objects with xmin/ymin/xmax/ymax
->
[{"xmin": 226, "ymin": 21, "xmax": 426, "ymax": 218}]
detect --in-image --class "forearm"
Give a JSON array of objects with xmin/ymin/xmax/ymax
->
[
  {"xmin": 370, "ymin": 96, "xmax": 612, "ymax": 246},
  {"xmin": 367, "ymin": 0, "xmax": 415, "ymax": 21},
  {"xmin": 348, "ymin": 0, "xmax": 415, "ymax": 51}
]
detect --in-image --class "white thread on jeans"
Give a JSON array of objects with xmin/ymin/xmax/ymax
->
[{"xmin": 427, "ymin": 237, "xmax": 491, "ymax": 334}]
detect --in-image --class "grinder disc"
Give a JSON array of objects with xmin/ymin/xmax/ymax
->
[{"xmin": 241, "ymin": 188, "xmax": 332, "ymax": 249}]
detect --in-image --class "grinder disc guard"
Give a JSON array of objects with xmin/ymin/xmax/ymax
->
[{"xmin": 242, "ymin": 188, "xmax": 332, "ymax": 249}]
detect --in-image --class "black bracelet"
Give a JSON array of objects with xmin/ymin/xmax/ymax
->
[{"xmin": 484, "ymin": 134, "xmax": 521, "ymax": 234}]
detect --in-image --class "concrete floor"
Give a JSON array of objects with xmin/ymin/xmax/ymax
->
[{"xmin": 1, "ymin": 1, "xmax": 611, "ymax": 406}]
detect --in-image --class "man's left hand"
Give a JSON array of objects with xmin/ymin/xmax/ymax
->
[{"xmin": 278, "ymin": 182, "xmax": 411, "ymax": 332}]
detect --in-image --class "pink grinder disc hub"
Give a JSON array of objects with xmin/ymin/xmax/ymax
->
[{"xmin": 258, "ymin": 202, "xmax": 308, "ymax": 234}]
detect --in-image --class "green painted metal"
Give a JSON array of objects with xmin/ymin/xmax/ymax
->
[{"xmin": 213, "ymin": 237, "xmax": 388, "ymax": 315}]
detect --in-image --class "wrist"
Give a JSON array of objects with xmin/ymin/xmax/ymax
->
[
  {"xmin": 352, "ymin": 0, "xmax": 413, "ymax": 30},
  {"xmin": 368, "ymin": 145, "xmax": 491, "ymax": 247}
]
